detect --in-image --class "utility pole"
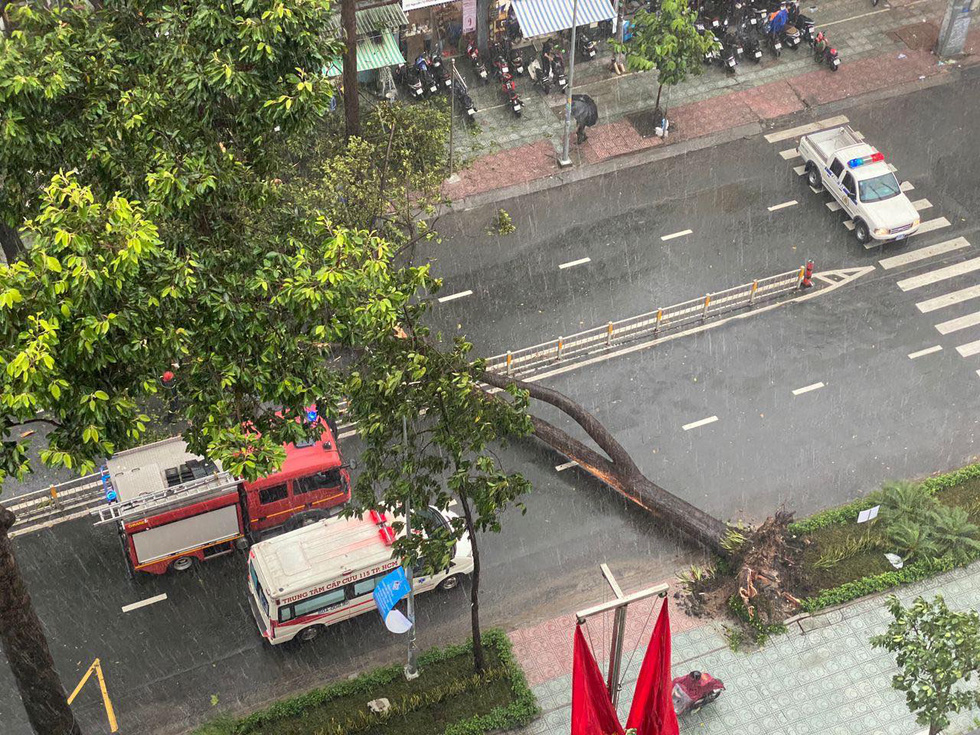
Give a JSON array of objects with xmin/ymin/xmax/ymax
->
[
  {"xmin": 575, "ymin": 564, "xmax": 669, "ymax": 707},
  {"xmin": 936, "ymin": 0, "xmax": 974, "ymax": 57},
  {"xmin": 558, "ymin": 0, "xmax": 581, "ymax": 167},
  {"xmin": 402, "ymin": 417, "xmax": 419, "ymax": 680},
  {"xmin": 449, "ymin": 58, "xmax": 456, "ymax": 177}
]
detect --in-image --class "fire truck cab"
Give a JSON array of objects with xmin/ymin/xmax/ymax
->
[{"xmin": 95, "ymin": 427, "xmax": 350, "ymax": 576}]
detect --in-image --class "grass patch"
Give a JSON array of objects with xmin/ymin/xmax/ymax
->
[
  {"xmin": 935, "ymin": 476, "xmax": 980, "ymax": 521},
  {"xmin": 193, "ymin": 629, "xmax": 537, "ymax": 735},
  {"xmin": 798, "ymin": 522, "xmax": 891, "ymax": 595}
]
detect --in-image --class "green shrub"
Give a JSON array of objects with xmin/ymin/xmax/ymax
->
[
  {"xmin": 887, "ymin": 519, "xmax": 941, "ymax": 562},
  {"xmin": 930, "ymin": 506, "xmax": 980, "ymax": 563},
  {"xmin": 727, "ymin": 595, "xmax": 787, "ymax": 645},
  {"xmin": 879, "ymin": 481, "xmax": 939, "ymax": 525}
]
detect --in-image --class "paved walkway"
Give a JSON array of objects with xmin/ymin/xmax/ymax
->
[
  {"xmin": 446, "ymin": 0, "xmax": 980, "ymax": 203},
  {"xmin": 507, "ymin": 561, "xmax": 980, "ymax": 735}
]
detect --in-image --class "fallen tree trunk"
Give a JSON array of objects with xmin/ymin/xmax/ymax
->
[{"xmin": 481, "ymin": 370, "xmax": 729, "ymax": 556}]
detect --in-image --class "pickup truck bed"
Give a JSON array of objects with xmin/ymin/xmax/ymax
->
[{"xmin": 800, "ymin": 127, "xmax": 866, "ymax": 165}]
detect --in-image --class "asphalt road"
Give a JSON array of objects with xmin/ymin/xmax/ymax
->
[{"xmin": 3, "ymin": 70, "xmax": 980, "ymax": 734}]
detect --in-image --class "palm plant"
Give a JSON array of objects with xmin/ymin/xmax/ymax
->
[
  {"xmin": 930, "ymin": 506, "xmax": 980, "ymax": 564},
  {"xmin": 879, "ymin": 481, "xmax": 938, "ymax": 524},
  {"xmin": 888, "ymin": 519, "xmax": 941, "ymax": 562}
]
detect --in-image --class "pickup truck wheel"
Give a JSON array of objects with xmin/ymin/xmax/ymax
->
[
  {"xmin": 806, "ymin": 164, "xmax": 821, "ymax": 190},
  {"xmin": 854, "ymin": 220, "xmax": 871, "ymax": 244}
]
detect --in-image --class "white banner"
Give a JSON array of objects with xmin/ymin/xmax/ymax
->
[
  {"xmin": 462, "ymin": 0, "xmax": 476, "ymax": 32},
  {"xmin": 403, "ymin": 0, "xmax": 456, "ymax": 11}
]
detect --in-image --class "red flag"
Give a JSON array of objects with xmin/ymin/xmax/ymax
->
[
  {"xmin": 625, "ymin": 600, "xmax": 679, "ymax": 735},
  {"xmin": 572, "ymin": 626, "xmax": 625, "ymax": 735}
]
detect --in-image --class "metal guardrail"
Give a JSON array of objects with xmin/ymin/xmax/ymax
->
[{"xmin": 484, "ymin": 267, "xmax": 807, "ymax": 378}]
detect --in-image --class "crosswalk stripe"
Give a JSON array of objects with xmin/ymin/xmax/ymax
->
[
  {"xmin": 936, "ymin": 310, "xmax": 980, "ymax": 335},
  {"xmin": 916, "ymin": 283, "xmax": 980, "ymax": 313},
  {"xmin": 909, "ymin": 345, "xmax": 942, "ymax": 359},
  {"xmin": 900, "ymin": 181, "xmax": 915, "ymax": 192},
  {"xmin": 779, "ymin": 148, "xmax": 801, "ymax": 160},
  {"xmin": 956, "ymin": 339, "xmax": 980, "ymax": 358},
  {"xmin": 763, "ymin": 115, "xmax": 850, "ymax": 143},
  {"xmin": 911, "ymin": 198, "xmax": 933, "ymax": 211},
  {"xmin": 843, "ymin": 220, "xmax": 855, "ymax": 231},
  {"xmin": 898, "ymin": 257, "xmax": 980, "ymax": 291},
  {"xmin": 879, "ymin": 237, "xmax": 970, "ymax": 270},
  {"xmin": 826, "ymin": 201, "xmax": 841, "ymax": 212},
  {"xmin": 917, "ymin": 217, "xmax": 951, "ymax": 235},
  {"xmin": 793, "ymin": 165, "xmax": 806, "ymax": 176}
]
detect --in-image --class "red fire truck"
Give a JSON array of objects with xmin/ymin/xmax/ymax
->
[{"xmin": 93, "ymin": 425, "xmax": 350, "ymax": 576}]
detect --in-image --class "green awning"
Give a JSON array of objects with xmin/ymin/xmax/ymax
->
[
  {"xmin": 326, "ymin": 3, "xmax": 409, "ymax": 35},
  {"xmin": 326, "ymin": 30, "xmax": 405, "ymax": 76}
]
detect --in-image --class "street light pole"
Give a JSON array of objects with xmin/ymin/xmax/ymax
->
[
  {"xmin": 558, "ymin": 0, "xmax": 581, "ymax": 167},
  {"xmin": 403, "ymin": 416, "xmax": 419, "ymax": 680},
  {"xmin": 449, "ymin": 57, "xmax": 456, "ymax": 177}
]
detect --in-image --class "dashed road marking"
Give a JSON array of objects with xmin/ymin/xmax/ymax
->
[
  {"xmin": 936, "ymin": 310, "xmax": 980, "ymax": 335},
  {"xmin": 555, "ymin": 461, "xmax": 577, "ymax": 472},
  {"xmin": 909, "ymin": 345, "xmax": 943, "ymax": 359},
  {"xmin": 956, "ymin": 339, "xmax": 980, "ymax": 358},
  {"xmin": 792, "ymin": 382, "xmax": 825, "ymax": 396},
  {"xmin": 764, "ymin": 115, "xmax": 850, "ymax": 143},
  {"xmin": 917, "ymin": 283, "xmax": 980, "ymax": 313},
  {"xmin": 768, "ymin": 200, "xmax": 798, "ymax": 212},
  {"xmin": 682, "ymin": 415, "xmax": 719, "ymax": 431},
  {"xmin": 661, "ymin": 229, "xmax": 693, "ymax": 242},
  {"xmin": 879, "ymin": 237, "xmax": 970, "ymax": 270},
  {"xmin": 897, "ymin": 257, "xmax": 980, "ymax": 291},
  {"xmin": 900, "ymin": 181, "xmax": 915, "ymax": 192},
  {"xmin": 122, "ymin": 594, "xmax": 168, "ymax": 613},
  {"xmin": 911, "ymin": 198, "xmax": 933, "ymax": 211},
  {"xmin": 437, "ymin": 289, "xmax": 473, "ymax": 303},
  {"xmin": 779, "ymin": 148, "xmax": 801, "ymax": 160},
  {"xmin": 559, "ymin": 257, "xmax": 592, "ymax": 270}
]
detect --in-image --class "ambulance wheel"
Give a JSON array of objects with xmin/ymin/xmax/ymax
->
[
  {"xmin": 854, "ymin": 219, "xmax": 871, "ymax": 244},
  {"xmin": 170, "ymin": 556, "xmax": 197, "ymax": 572},
  {"xmin": 806, "ymin": 163, "xmax": 821, "ymax": 190},
  {"xmin": 298, "ymin": 625, "xmax": 325, "ymax": 643},
  {"xmin": 438, "ymin": 574, "xmax": 462, "ymax": 591}
]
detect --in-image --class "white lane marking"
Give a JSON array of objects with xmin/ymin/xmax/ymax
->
[
  {"xmin": 879, "ymin": 237, "xmax": 971, "ymax": 270},
  {"xmin": 916, "ymin": 217, "xmax": 951, "ymax": 235},
  {"xmin": 122, "ymin": 594, "xmax": 168, "ymax": 613},
  {"xmin": 661, "ymin": 229, "xmax": 693, "ymax": 241},
  {"xmin": 843, "ymin": 220, "xmax": 855, "ymax": 231},
  {"xmin": 682, "ymin": 415, "xmax": 719, "ymax": 431},
  {"xmin": 898, "ymin": 257, "xmax": 980, "ymax": 291},
  {"xmin": 559, "ymin": 257, "xmax": 592, "ymax": 270},
  {"xmin": 853, "ymin": 130, "xmax": 865, "ymax": 140},
  {"xmin": 338, "ymin": 429, "xmax": 357, "ymax": 440},
  {"xmin": 917, "ymin": 284, "xmax": 980, "ymax": 313},
  {"xmin": 779, "ymin": 148, "xmax": 801, "ymax": 160},
  {"xmin": 793, "ymin": 165, "xmax": 806, "ymax": 176},
  {"xmin": 792, "ymin": 382, "xmax": 825, "ymax": 396},
  {"xmin": 809, "ymin": 186, "xmax": 822, "ymax": 194},
  {"xmin": 555, "ymin": 461, "xmax": 577, "ymax": 472},
  {"xmin": 956, "ymin": 339, "xmax": 980, "ymax": 358},
  {"xmin": 936, "ymin": 310, "xmax": 980, "ymax": 335},
  {"xmin": 911, "ymin": 198, "xmax": 933, "ymax": 211},
  {"xmin": 768, "ymin": 200, "xmax": 798, "ymax": 212},
  {"xmin": 909, "ymin": 345, "xmax": 943, "ymax": 359},
  {"xmin": 900, "ymin": 181, "xmax": 915, "ymax": 192},
  {"xmin": 764, "ymin": 115, "xmax": 850, "ymax": 143},
  {"xmin": 437, "ymin": 289, "xmax": 473, "ymax": 303},
  {"xmin": 826, "ymin": 201, "xmax": 842, "ymax": 212}
]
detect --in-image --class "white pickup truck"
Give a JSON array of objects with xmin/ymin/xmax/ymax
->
[{"xmin": 799, "ymin": 126, "xmax": 920, "ymax": 245}]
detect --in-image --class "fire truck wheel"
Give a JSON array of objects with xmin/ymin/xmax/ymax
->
[
  {"xmin": 298, "ymin": 625, "xmax": 325, "ymax": 643},
  {"xmin": 437, "ymin": 574, "xmax": 461, "ymax": 591},
  {"xmin": 170, "ymin": 556, "xmax": 197, "ymax": 572}
]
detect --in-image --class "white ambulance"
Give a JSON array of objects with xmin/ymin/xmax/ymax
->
[{"xmin": 247, "ymin": 507, "xmax": 473, "ymax": 644}]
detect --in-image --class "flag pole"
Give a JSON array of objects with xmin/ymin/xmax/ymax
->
[{"xmin": 403, "ymin": 416, "xmax": 419, "ymax": 680}]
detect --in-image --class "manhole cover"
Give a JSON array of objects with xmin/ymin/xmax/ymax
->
[{"xmin": 888, "ymin": 21, "xmax": 939, "ymax": 51}]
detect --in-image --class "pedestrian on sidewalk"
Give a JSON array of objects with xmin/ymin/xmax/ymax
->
[{"xmin": 611, "ymin": 49, "xmax": 626, "ymax": 75}]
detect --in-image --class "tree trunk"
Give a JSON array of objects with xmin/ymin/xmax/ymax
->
[
  {"xmin": 457, "ymin": 495, "xmax": 485, "ymax": 672},
  {"xmin": 0, "ymin": 221, "xmax": 25, "ymax": 263},
  {"xmin": 341, "ymin": 0, "xmax": 360, "ymax": 139},
  {"xmin": 929, "ymin": 723, "xmax": 941, "ymax": 735},
  {"xmin": 0, "ymin": 505, "xmax": 82, "ymax": 735},
  {"xmin": 476, "ymin": 0, "xmax": 491, "ymax": 56},
  {"xmin": 480, "ymin": 371, "xmax": 729, "ymax": 556},
  {"xmin": 654, "ymin": 83, "xmax": 664, "ymax": 114}
]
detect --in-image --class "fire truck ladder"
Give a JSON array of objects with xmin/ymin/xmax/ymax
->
[{"xmin": 91, "ymin": 471, "xmax": 240, "ymax": 526}]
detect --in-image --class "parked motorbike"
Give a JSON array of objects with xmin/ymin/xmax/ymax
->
[
  {"xmin": 579, "ymin": 28, "xmax": 598, "ymax": 60},
  {"xmin": 491, "ymin": 46, "xmax": 511, "ymax": 79},
  {"xmin": 527, "ymin": 57, "xmax": 553, "ymax": 94},
  {"xmin": 453, "ymin": 80, "xmax": 478, "ymax": 122},
  {"xmin": 394, "ymin": 63, "xmax": 424, "ymax": 99},
  {"xmin": 414, "ymin": 55, "xmax": 439, "ymax": 96},
  {"xmin": 783, "ymin": 23, "xmax": 802, "ymax": 49},
  {"xmin": 466, "ymin": 39, "xmax": 490, "ymax": 82},
  {"xmin": 672, "ymin": 671, "xmax": 725, "ymax": 716},
  {"xmin": 429, "ymin": 53, "xmax": 453, "ymax": 90},
  {"xmin": 506, "ymin": 41, "xmax": 526, "ymax": 76},
  {"xmin": 742, "ymin": 32, "xmax": 764, "ymax": 63},
  {"xmin": 796, "ymin": 15, "xmax": 817, "ymax": 46},
  {"xmin": 552, "ymin": 52, "xmax": 568, "ymax": 92},
  {"xmin": 724, "ymin": 29, "xmax": 744, "ymax": 59},
  {"xmin": 721, "ymin": 40, "xmax": 738, "ymax": 74},
  {"xmin": 819, "ymin": 43, "xmax": 841, "ymax": 70},
  {"xmin": 767, "ymin": 29, "xmax": 783, "ymax": 57},
  {"xmin": 500, "ymin": 72, "xmax": 523, "ymax": 116}
]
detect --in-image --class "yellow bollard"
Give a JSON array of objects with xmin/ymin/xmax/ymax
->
[
  {"xmin": 655, "ymin": 309, "xmax": 663, "ymax": 333},
  {"xmin": 606, "ymin": 322, "xmax": 613, "ymax": 347},
  {"xmin": 749, "ymin": 280, "xmax": 759, "ymax": 305},
  {"xmin": 557, "ymin": 337, "xmax": 564, "ymax": 361},
  {"xmin": 506, "ymin": 352, "xmax": 513, "ymax": 375},
  {"xmin": 702, "ymin": 294, "xmax": 712, "ymax": 320}
]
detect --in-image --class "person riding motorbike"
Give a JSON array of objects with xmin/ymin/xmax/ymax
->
[
  {"xmin": 813, "ymin": 31, "xmax": 828, "ymax": 59},
  {"xmin": 672, "ymin": 670, "xmax": 725, "ymax": 714}
]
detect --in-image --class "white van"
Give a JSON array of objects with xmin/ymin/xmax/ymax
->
[{"xmin": 247, "ymin": 507, "xmax": 473, "ymax": 644}]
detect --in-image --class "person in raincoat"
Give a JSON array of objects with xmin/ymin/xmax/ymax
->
[
  {"xmin": 768, "ymin": 7, "xmax": 788, "ymax": 36},
  {"xmin": 571, "ymin": 94, "xmax": 598, "ymax": 144}
]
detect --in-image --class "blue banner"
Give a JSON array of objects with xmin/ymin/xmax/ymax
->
[{"xmin": 373, "ymin": 566, "xmax": 410, "ymax": 620}]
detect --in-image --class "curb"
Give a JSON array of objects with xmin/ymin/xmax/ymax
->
[{"xmin": 445, "ymin": 59, "xmax": 979, "ymax": 214}]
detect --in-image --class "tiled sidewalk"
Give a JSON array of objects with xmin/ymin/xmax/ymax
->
[
  {"xmin": 445, "ymin": 0, "xmax": 980, "ymax": 203},
  {"xmin": 508, "ymin": 562, "xmax": 980, "ymax": 734}
]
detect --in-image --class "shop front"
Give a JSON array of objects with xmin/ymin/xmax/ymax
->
[
  {"xmin": 326, "ymin": 2, "xmax": 410, "ymax": 99},
  {"xmin": 401, "ymin": 0, "xmax": 468, "ymax": 62}
]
